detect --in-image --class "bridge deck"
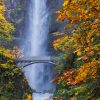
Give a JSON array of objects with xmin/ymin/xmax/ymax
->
[
  {"xmin": 15, "ymin": 56, "xmax": 59, "ymax": 68},
  {"xmin": 15, "ymin": 56, "xmax": 58, "ymax": 62}
]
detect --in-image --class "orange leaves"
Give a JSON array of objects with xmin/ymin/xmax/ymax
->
[
  {"xmin": 75, "ymin": 59, "xmax": 100, "ymax": 84},
  {"xmin": 53, "ymin": 0, "xmax": 100, "ymax": 99},
  {"xmin": 57, "ymin": 0, "xmax": 100, "ymax": 24},
  {"xmin": 70, "ymin": 97, "xmax": 77, "ymax": 100},
  {"xmin": 63, "ymin": 69, "xmax": 77, "ymax": 85},
  {"xmin": 84, "ymin": 47, "xmax": 90, "ymax": 52},
  {"xmin": 75, "ymin": 62, "xmax": 92, "ymax": 84},
  {"xmin": 58, "ymin": 61, "xmax": 98, "ymax": 85},
  {"xmin": 74, "ymin": 49, "xmax": 82, "ymax": 56},
  {"xmin": 57, "ymin": 12, "xmax": 67, "ymax": 21},
  {"xmin": 54, "ymin": 0, "xmax": 100, "ymax": 90},
  {"xmin": 53, "ymin": 38, "xmax": 64, "ymax": 50},
  {"xmin": 53, "ymin": 35, "xmax": 71, "ymax": 51},
  {"xmin": 96, "ymin": 98, "xmax": 100, "ymax": 100},
  {"xmin": 53, "ymin": 61, "xmax": 98, "ymax": 85},
  {"xmin": 26, "ymin": 95, "xmax": 32, "ymax": 100},
  {"xmin": 85, "ymin": 51, "xmax": 94, "ymax": 57},
  {"xmin": 53, "ymin": 60, "xmax": 98, "ymax": 85},
  {"xmin": 52, "ymin": 69, "xmax": 77, "ymax": 85}
]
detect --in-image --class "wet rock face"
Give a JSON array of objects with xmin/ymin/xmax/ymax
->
[
  {"xmin": 5, "ymin": 0, "xmax": 64, "ymax": 47},
  {"xmin": 48, "ymin": 0, "xmax": 63, "ymax": 33},
  {"xmin": 47, "ymin": 0, "xmax": 63, "ymax": 12},
  {"xmin": 47, "ymin": 0, "xmax": 66, "ymax": 33},
  {"xmin": 5, "ymin": 0, "xmax": 28, "ymax": 46},
  {"xmin": 5, "ymin": 0, "xmax": 63, "ymax": 36},
  {"xmin": 5, "ymin": 0, "xmax": 26, "ymax": 20},
  {"xmin": 5, "ymin": 0, "xmax": 17, "ymax": 9}
]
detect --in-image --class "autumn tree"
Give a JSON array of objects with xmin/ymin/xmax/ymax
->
[
  {"xmin": 53, "ymin": 0, "xmax": 100, "ymax": 99},
  {"xmin": 0, "ymin": 0, "xmax": 32, "ymax": 99}
]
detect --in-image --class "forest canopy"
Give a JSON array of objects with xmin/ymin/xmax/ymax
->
[
  {"xmin": 53, "ymin": 0, "xmax": 100, "ymax": 100},
  {"xmin": 0, "ymin": 0, "xmax": 100, "ymax": 100}
]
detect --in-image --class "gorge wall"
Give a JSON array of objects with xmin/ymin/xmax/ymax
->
[{"xmin": 5, "ymin": 0, "xmax": 63, "ymax": 41}]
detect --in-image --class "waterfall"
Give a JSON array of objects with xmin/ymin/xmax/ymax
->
[{"xmin": 23, "ymin": 0, "xmax": 55, "ymax": 99}]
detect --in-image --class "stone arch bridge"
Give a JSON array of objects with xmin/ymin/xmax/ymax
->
[{"xmin": 15, "ymin": 56, "xmax": 60, "ymax": 68}]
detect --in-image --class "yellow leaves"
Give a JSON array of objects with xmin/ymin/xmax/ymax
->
[
  {"xmin": 75, "ymin": 62, "xmax": 92, "ymax": 84},
  {"xmin": 0, "ymin": 63, "xmax": 9, "ymax": 69},
  {"xmin": 53, "ymin": 35, "xmax": 75, "ymax": 52},
  {"xmin": 0, "ymin": 1, "xmax": 15, "ymax": 41},
  {"xmin": 77, "ymin": 50, "xmax": 81, "ymax": 56},
  {"xmin": 0, "ymin": 47, "xmax": 14, "ymax": 58},
  {"xmin": 0, "ymin": 46, "xmax": 23, "ymax": 59},
  {"xmin": 74, "ymin": 49, "xmax": 82, "ymax": 56},
  {"xmin": 63, "ymin": 0, "xmax": 69, "ymax": 7},
  {"xmin": 75, "ymin": 60, "xmax": 99, "ymax": 84},
  {"xmin": 0, "ymin": 5, "xmax": 5, "ymax": 13},
  {"xmin": 0, "ymin": 5, "xmax": 5, "ymax": 21},
  {"xmin": 53, "ymin": 35, "xmax": 68, "ymax": 51},
  {"xmin": 53, "ymin": 38, "xmax": 63, "ymax": 50},
  {"xmin": 0, "ymin": 13, "xmax": 5, "ymax": 20}
]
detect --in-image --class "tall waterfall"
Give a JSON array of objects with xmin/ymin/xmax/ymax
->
[{"xmin": 23, "ymin": 0, "xmax": 55, "ymax": 99}]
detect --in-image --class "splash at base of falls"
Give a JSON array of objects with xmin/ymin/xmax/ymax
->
[{"xmin": 33, "ymin": 93, "xmax": 53, "ymax": 100}]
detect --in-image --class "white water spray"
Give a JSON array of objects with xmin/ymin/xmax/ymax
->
[{"xmin": 23, "ymin": 0, "xmax": 55, "ymax": 99}]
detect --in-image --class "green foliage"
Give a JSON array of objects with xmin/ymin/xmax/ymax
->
[
  {"xmin": 54, "ymin": 81, "xmax": 69, "ymax": 100},
  {"xmin": 65, "ymin": 79, "xmax": 100, "ymax": 100},
  {"xmin": 0, "ymin": 50, "xmax": 32, "ymax": 99},
  {"xmin": 0, "ymin": 1, "xmax": 32, "ymax": 99}
]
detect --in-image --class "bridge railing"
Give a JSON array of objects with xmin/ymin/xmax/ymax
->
[
  {"xmin": 15, "ymin": 56, "xmax": 59, "ymax": 62},
  {"xmin": 15, "ymin": 56, "xmax": 61, "ymax": 68}
]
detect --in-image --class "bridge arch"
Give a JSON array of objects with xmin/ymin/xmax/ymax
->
[
  {"xmin": 15, "ymin": 56, "xmax": 59, "ymax": 68},
  {"xmin": 22, "ymin": 61, "xmax": 56, "ymax": 68}
]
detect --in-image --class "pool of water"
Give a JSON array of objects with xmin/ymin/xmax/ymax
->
[{"xmin": 32, "ymin": 93, "xmax": 53, "ymax": 100}]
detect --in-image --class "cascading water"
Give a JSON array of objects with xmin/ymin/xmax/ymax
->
[{"xmin": 23, "ymin": 0, "xmax": 55, "ymax": 99}]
